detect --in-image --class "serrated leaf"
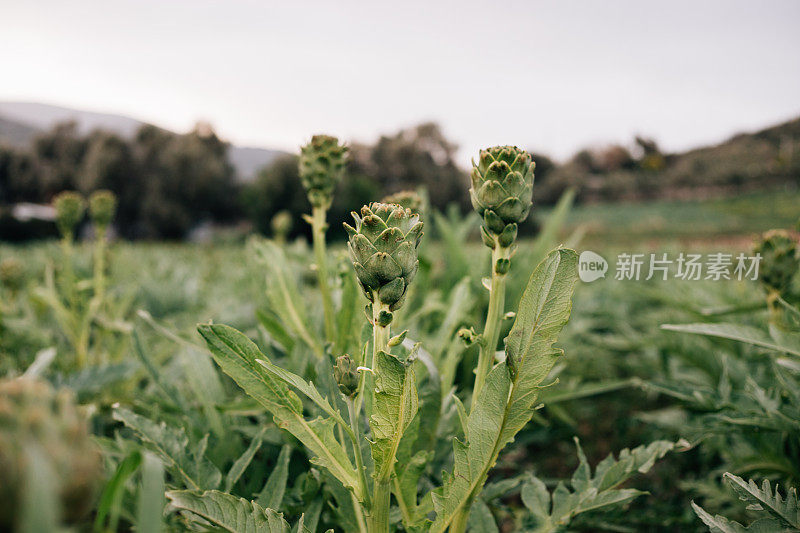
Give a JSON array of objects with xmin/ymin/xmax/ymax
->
[
  {"xmin": 431, "ymin": 248, "xmax": 578, "ymax": 533},
  {"xmin": 521, "ymin": 439, "xmax": 680, "ymax": 533},
  {"xmin": 167, "ymin": 490, "xmax": 293, "ymax": 532},
  {"xmin": 692, "ymin": 501, "xmax": 783, "ymax": 533},
  {"xmin": 198, "ymin": 323, "xmax": 360, "ymax": 499},
  {"xmin": 724, "ymin": 473, "xmax": 799, "ymax": 529},
  {"xmin": 113, "ymin": 408, "xmax": 221, "ymax": 490},
  {"xmin": 370, "ymin": 349, "xmax": 419, "ymax": 481}
]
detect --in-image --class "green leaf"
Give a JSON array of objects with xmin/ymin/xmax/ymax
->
[
  {"xmin": 225, "ymin": 428, "xmax": 266, "ymax": 493},
  {"xmin": 467, "ymin": 497, "xmax": 499, "ymax": 533},
  {"xmin": 167, "ymin": 490, "xmax": 292, "ymax": 533},
  {"xmin": 522, "ymin": 439, "xmax": 681, "ymax": 533},
  {"xmin": 257, "ymin": 445, "xmax": 292, "ymax": 511},
  {"xmin": 724, "ymin": 473, "xmax": 799, "ymax": 529},
  {"xmin": 661, "ymin": 323, "xmax": 800, "ymax": 358},
  {"xmin": 137, "ymin": 452, "xmax": 165, "ymax": 533},
  {"xmin": 370, "ymin": 348, "xmax": 419, "ymax": 481},
  {"xmin": 255, "ymin": 358, "xmax": 350, "ymax": 430},
  {"xmin": 431, "ymin": 248, "xmax": 579, "ymax": 533},
  {"xmin": 94, "ymin": 451, "xmax": 142, "ymax": 532},
  {"xmin": 691, "ymin": 502, "xmax": 783, "ymax": 533},
  {"xmin": 113, "ymin": 407, "xmax": 221, "ymax": 490},
  {"xmin": 198, "ymin": 323, "xmax": 360, "ymax": 499},
  {"xmin": 257, "ymin": 309, "xmax": 296, "ymax": 353}
]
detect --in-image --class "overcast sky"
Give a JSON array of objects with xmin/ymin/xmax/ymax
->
[{"xmin": 1, "ymin": 0, "xmax": 799, "ymax": 163}]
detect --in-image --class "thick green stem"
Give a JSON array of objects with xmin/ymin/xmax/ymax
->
[
  {"xmin": 370, "ymin": 479, "xmax": 391, "ymax": 533},
  {"xmin": 347, "ymin": 396, "xmax": 372, "ymax": 510},
  {"xmin": 93, "ymin": 226, "xmax": 107, "ymax": 304},
  {"xmin": 471, "ymin": 243, "xmax": 510, "ymax": 409},
  {"xmin": 311, "ymin": 205, "xmax": 336, "ymax": 342},
  {"xmin": 368, "ymin": 299, "xmax": 392, "ymax": 533}
]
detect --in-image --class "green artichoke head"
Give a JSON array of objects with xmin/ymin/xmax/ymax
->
[
  {"xmin": 299, "ymin": 135, "xmax": 348, "ymax": 208},
  {"xmin": 333, "ymin": 354, "xmax": 360, "ymax": 396},
  {"xmin": 53, "ymin": 191, "xmax": 86, "ymax": 237},
  {"xmin": 88, "ymin": 190, "xmax": 117, "ymax": 228},
  {"xmin": 754, "ymin": 229, "xmax": 798, "ymax": 294},
  {"xmin": 345, "ymin": 202, "xmax": 423, "ymax": 311},
  {"xmin": 470, "ymin": 146, "xmax": 534, "ymax": 248}
]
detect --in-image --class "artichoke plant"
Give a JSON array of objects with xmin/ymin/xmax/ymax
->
[
  {"xmin": 754, "ymin": 229, "xmax": 798, "ymax": 295},
  {"xmin": 470, "ymin": 146, "xmax": 535, "ymax": 248},
  {"xmin": 345, "ymin": 202, "xmax": 422, "ymax": 312},
  {"xmin": 0, "ymin": 378, "xmax": 103, "ymax": 529},
  {"xmin": 53, "ymin": 191, "xmax": 86, "ymax": 238},
  {"xmin": 299, "ymin": 135, "xmax": 348, "ymax": 208},
  {"xmin": 382, "ymin": 190, "xmax": 424, "ymax": 214},
  {"xmin": 88, "ymin": 189, "xmax": 117, "ymax": 229}
]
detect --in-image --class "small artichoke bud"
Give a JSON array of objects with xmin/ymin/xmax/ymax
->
[
  {"xmin": 88, "ymin": 190, "xmax": 117, "ymax": 228},
  {"xmin": 470, "ymin": 146, "xmax": 534, "ymax": 248},
  {"xmin": 495, "ymin": 258, "xmax": 511, "ymax": 275},
  {"xmin": 0, "ymin": 258, "xmax": 25, "ymax": 293},
  {"xmin": 270, "ymin": 210, "xmax": 293, "ymax": 242},
  {"xmin": 382, "ymin": 190, "xmax": 423, "ymax": 214},
  {"xmin": 345, "ymin": 202, "xmax": 423, "ymax": 311},
  {"xmin": 333, "ymin": 354, "xmax": 360, "ymax": 396},
  {"xmin": 53, "ymin": 191, "xmax": 86, "ymax": 237},
  {"xmin": 754, "ymin": 230, "xmax": 798, "ymax": 295},
  {"xmin": 299, "ymin": 135, "xmax": 348, "ymax": 208},
  {"xmin": 458, "ymin": 327, "xmax": 480, "ymax": 346},
  {"xmin": 0, "ymin": 378, "xmax": 103, "ymax": 529}
]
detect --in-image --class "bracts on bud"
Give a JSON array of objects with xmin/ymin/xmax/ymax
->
[
  {"xmin": 53, "ymin": 191, "xmax": 86, "ymax": 239},
  {"xmin": 345, "ymin": 202, "xmax": 423, "ymax": 312},
  {"xmin": 470, "ymin": 146, "xmax": 534, "ymax": 251},
  {"xmin": 334, "ymin": 355, "xmax": 360, "ymax": 396},
  {"xmin": 299, "ymin": 135, "xmax": 348, "ymax": 209}
]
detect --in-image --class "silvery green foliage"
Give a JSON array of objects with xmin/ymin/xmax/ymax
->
[
  {"xmin": 692, "ymin": 473, "xmax": 799, "ymax": 532},
  {"xmin": 430, "ymin": 248, "xmax": 579, "ymax": 532},
  {"xmin": 299, "ymin": 134, "xmax": 348, "ymax": 208},
  {"xmin": 345, "ymin": 202, "xmax": 423, "ymax": 311},
  {"xmin": 521, "ymin": 438, "xmax": 683, "ymax": 533},
  {"xmin": 470, "ymin": 146, "xmax": 534, "ymax": 248},
  {"xmin": 167, "ymin": 489, "xmax": 321, "ymax": 532}
]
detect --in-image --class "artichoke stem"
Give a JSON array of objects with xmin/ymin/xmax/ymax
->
[
  {"xmin": 347, "ymin": 396, "xmax": 372, "ymax": 511},
  {"xmin": 471, "ymin": 242, "xmax": 511, "ymax": 409},
  {"xmin": 311, "ymin": 205, "xmax": 336, "ymax": 342},
  {"xmin": 369, "ymin": 479, "xmax": 391, "ymax": 533}
]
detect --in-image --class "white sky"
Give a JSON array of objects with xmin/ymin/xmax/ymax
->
[{"xmin": 1, "ymin": 0, "xmax": 799, "ymax": 164}]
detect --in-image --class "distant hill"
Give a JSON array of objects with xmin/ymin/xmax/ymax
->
[
  {"xmin": 537, "ymin": 116, "xmax": 800, "ymax": 204},
  {"xmin": 0, "ymin": 116, "xmax": 41, "ymax": 148},
  {"xmin": 0, "ymin": 101, "xmax": 286, "ymax": 180}
]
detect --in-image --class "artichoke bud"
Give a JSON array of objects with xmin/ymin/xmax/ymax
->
[
  {"xmin": 270, "ymin": 210, "xmax": 293, "ymax": 241},
  {"xmin": 0, "ymin": 378, "xmax": 103, "ymax": 529},
  {"xmin": 299, "ymin": 135, "xmax": 348, "ymax": 208},
  {"xmin": 458, "ymin": 327, "xmax": 480, "ymax": 346},
  {"xmin": 470, "ymin": 146, "xmax": 534, "ymax": 248},
  {"xmin": 333, "ymin": 355, "xmax": 360, "ymax": 396},
  {"xmin": 754, "ymin": 230, "xmax": 798, "ymax": 295},
  {"xmin": 345, "ymin": 202, "xmax": 423, "ymax": 311},
  {"xmin": 377, "ymin": 310, "xmax": 393, "ymax": 327},
  {"xmin": 88, "ymin": 190, "xmax": 117, "ymax": 228},
  {"xmin": 495, "ymin": 258, "xmax": 511, "ymax": 275},
  {"xmin": 53, "ymin": 191, "xmax": 86, "ymax": 237},
  {"xmin": 382, "ymin": 190, "xmax": 424, "ymax": 214}
]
